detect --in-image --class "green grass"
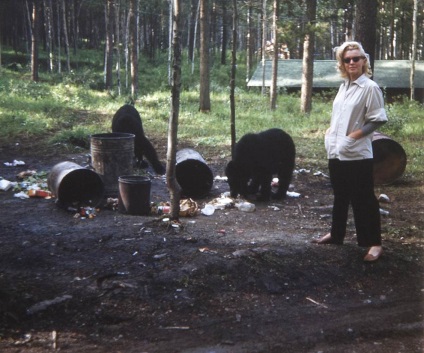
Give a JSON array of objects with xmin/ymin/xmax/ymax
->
[{"xmin": 0, "ymin": 47, "xmax": 423, "ymax": 181}]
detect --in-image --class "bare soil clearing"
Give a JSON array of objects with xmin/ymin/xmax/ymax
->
[{"xmin": 0, "ymin": 142, "xmax": 423, "ymax": 353}]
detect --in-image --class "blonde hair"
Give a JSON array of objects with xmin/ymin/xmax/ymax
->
[{"xmin": 335, "ymin": 41, "xmax": 372, "ymax": 78}]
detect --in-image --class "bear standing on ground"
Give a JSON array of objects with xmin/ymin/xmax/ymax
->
[
  {"xmin": 225, "ymin": 128, "xmax": 295, "ymax": 201},
  {"xmin": 112, "ymin": 104, "xmax": 165, "ymax": 175}
]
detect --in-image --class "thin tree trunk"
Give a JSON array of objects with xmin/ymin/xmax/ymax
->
[
  {"xmin": 61, "ymin": 0, "xmax": 71, "ymax": 71},
  {"xmin": 261, "ymin": 0, "xmax": 267, "ymax": 95},
  {"xmin": 43, "ymin": 0, "xmax": 54, "ymax": 72},
  {"xmin": 130, "ymin": 0, "xmax": 138, "ymax": 99},
  {"xmin": 246, "ymin": 1, "xmax": 253, "ymax": 84},
  {"xmin": 230, "ymin": 0, "xmax": 237, "ymax": 156},
  {"xmin": 270, "ymin": 0, "xmax": 278, "ymax": 110},
  {"xmin": 167, "ymin": 0, "xmax": 182, "ymax": 221},
  {"xmin": 105, "ymin": 0, "xmax": 114, "ymax": 90},
  {"xmin": 199, "ymin": 0, "xmax": 210, "ymax": 112},
  {"xmin": 115, "ymin": 0, "xmax": 121, "ymax": 96},
  {"xmin": 31, "ymin": 0, "xmax": 40, "ymax": 82},
  {"xmin": 300, "ymin": 0, "xmax": 316, "ymax": 114},
  {"xmin": 410, "ymin": 0, "xmax": 417, "ymax": 101},
  {"xmin": 220, "ymin": 2, "xmax": 227, "ymax": 65},
  {"xmin": 56, "ymin": 0, "xmax": 62, "ymax": 73},
  {"xmin": 191, "ymin": 0, "xmax": 200, "ymax": 74},
  {"xmin": 168, "ymin": 0, "xmax": 173, "ymax": 85}
]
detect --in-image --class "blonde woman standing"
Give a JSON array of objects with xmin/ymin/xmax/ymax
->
[{"xmin": 312, "ymin": 41, "xmax": 387, "ymax": 262}]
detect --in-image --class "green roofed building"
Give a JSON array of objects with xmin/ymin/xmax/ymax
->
[{"xmin": 247, "ymin": 60, "xmax": 424, "ymax": 101}]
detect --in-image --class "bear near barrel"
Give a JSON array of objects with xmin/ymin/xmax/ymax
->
[
  {"xmin": 225, "ymin": 128, "xmax": 295, "ymax": 201},
  {"xmin": 112, "ymin": 104, "xmax": 165, "ymax": 175}
]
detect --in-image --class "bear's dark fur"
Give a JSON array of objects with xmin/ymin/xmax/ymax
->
[
  {"xmin": 225, "ymin": 128, "xmax": 295, "ymax": 201},
  {"xmin": 112, "ymin": 105, "xmax": 165, "ymax": 175}
]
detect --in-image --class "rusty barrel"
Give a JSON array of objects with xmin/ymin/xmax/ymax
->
[
  {"xmin": 118, "ymin": 175, "xmax": 151, "ymax": 215},
  {"xmin": 48, "ymin": 161, "xmax": 104, "ymax": 207},
  {"xmin": 176, "ymin": 148, "xmax": 213, "ymax": 198},
  {"xmin": 90, "ymin": 133, "xmax": 135, "ymax": 197},
  {"xmin": 372, "ymin": 132, "xmax": 407, "ymax": 185}
]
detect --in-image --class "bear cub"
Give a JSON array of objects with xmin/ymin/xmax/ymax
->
[
  {"xmin": 112, "ymin": 104, "xmax": 165, "ymax": 175},
  {"xmin": 225, "ymin": 128, "xmax": 295, "ymax": 201}
]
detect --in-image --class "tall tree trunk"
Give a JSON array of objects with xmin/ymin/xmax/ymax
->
[
  {"xmin": 191, "ymin": 0, "xmax": 200, "ymax": 73},
  {"xmin": 390, "ymin": 0, "xmax": 395, "ymax": 59},
  {"xmin": 130, "ymin": 0, "xmax": 138, "ymax": 99},
  {"xmin": 230, "ymin": 0, "xmax": 237, "ymax": 156},
  {"xmin": 43, "ymin": 0, "xmax": 54, "ymax": 72},
  {"xmin": 410, "ymin": 0, "xmax": 417, "ymax": 101},
  {"xmin": 300, "ymin": 0, "xmax": 316, "ymax": 114},
  {"xmin": 167, "ymin": 0, "xmax": 182, "ymax": 221},
  {"xmin": 31, "ymin": 0, "xmax": 40, "ymax": 82},
  {"xmin": 105, "ymin": 0, "xmax": 114, "ymax": 90},
  {"xmin": 246, "ymin": 1, "xmax": 253, "ymax": 84},
  {"xmin": 220, "ymin": 1, "xmax": 227, "ymax": 65},
  {"xmin": 188, "ymin": 0, "xmax": 197, "ymax": 63},
  {"xmin": 269, "ymin": 0, "xmax": 278, "ymax": 110},
  {"xmin": 199, "ymin": 0, "xmax": 210, "ymax": 112},
  {"xmin": 115, "ymin": 0, "xmax": 121, "ymax": 96},
  {"xmin": 354, "ymin": 0, "xmax": 378, "ymax": 73},
  {"xmin": 61, "ymin": 0, "xmax": 71, "ymax": 71},
  {"xmin": 261, "ymin": 0, "xmax": 267, "ymax": 95},
  {"xmin": 56, "ymin": 0, "xmax": 62, "ymax": 73},
  {"xmin": 168, "ymin": 0, "xmax": 173, "ymax": 85}
]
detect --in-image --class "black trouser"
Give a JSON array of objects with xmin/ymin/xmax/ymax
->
[{"xmin": 328, "ymin": 158, "xmax": 381, "ymax": 247}]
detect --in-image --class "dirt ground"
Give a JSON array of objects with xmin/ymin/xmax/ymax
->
[{"xmin": 0, "ymin": 141, "xmax": 423, "ymax": 353}]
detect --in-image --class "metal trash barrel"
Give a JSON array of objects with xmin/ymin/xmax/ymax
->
[
  {"xmin": 176, "ymin": 148, "xmax": 213, "ymax": 198},
  {"xmin": 118, "ymin": 175, "xmax": 151, "ymax": 215},
  {"xmin": 48, "ymin": 161, "xmax": 104, "ymax": 207},
  {"xmin": 372, "ymin": 132, "xmax": 407, "ymax": 185},
  {"xmin": 90, "ymin": 133, "xmax": 135, "ymax": 197}
]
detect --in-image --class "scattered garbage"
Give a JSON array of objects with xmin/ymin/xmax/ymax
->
[
  {"xmin": 151, "ymin": 198, "xmax": 198, "ymax": 217},
  {"xmin": 201, "ymin": 204, "xmax": 215, "ymax": 216},
  {"xmin": 14, "ymin": 191, "xmax": 30, "ymax": 199},
  {"xmin": 207, "ymin": 194, "xmax": 234, "ymax": 210},
  {"xmin": 0, "ymin": 179, "xmax": 15, "ymax": 191},
  {"xmin": 286, "ymin": 191, "xmax": 301, "ymax": 198},
  {"xmin": 379, "ymin": 208, "xmax": 390, "ymax": 216},
  {"xmin": 236, "ymin": 201, "xmax": 256, "ymax": 212},
  {"xmin": 378, "ymin": 193, "xmax": 391, "ymax": 203},
  {"xmin": 4, "ymin": 160, "xmax": 25, "ymax": 167}
]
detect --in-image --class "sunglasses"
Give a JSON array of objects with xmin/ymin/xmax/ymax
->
[{"xmin": 343, "ymin": 56, "xmax": 365, "ymax": 64}]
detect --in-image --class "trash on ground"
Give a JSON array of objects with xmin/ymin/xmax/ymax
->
[
  {"xmin": 286, "ymin": 191, "xmax": 301, "ymax": 198},
  {"xmin": 214, "ymin": 175, "xmax": 228, "ymax": 181},
  {"xmin": 27, "ymin": 189, "xmax": 52, "ymax": 198},
  {"xmin": 236, "ymin": 201, "xmax": 256, "ymax": 212},
  {"xmin": 151, "ymin": 199, "xmax": 198, "ymax": 217},
  {"xmin": 268, "ymin": 205, "xmax": 280, "ymax": 211},
  {"xmin": 379, "ymin": 208, "xmax": 390, "ymax": 216},
  {"xmin": 208, "ymin": 195, "xmax": 235, "ymax": 210},
  {"xmin": 201, "ymin": 204, "xmax": 215, "ymax": 216},
  {"xmin": 4, "ymin": 160, "xmax": 25, "ymax": 167},
  {"xmin": 179, "ymin": 198, "xmax": 198, "ymax": 217},
  {"xmin": 296, "ymin": 168, "xmax": 311, "ymax": 174},
  {"xmin": 0, "ymin": 179, "xmax": 15, "ymax": 191},
  {"xmin": 14, "ymin": 191, "xmax": 30, "ymax": 199},
  {"xmin": 378, "ymin": 194, "xmax": 391, "ymax": 203},
  {"xmin": 16, "ymin": 170, "xmax": 37, "ymax": 180},
  {"xmin": 313, "ymin": 171, "xmax": 330, "ymax": 178}
]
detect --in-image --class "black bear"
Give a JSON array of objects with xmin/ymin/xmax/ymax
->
[
  {"xmin": 112, "ymin": 104, "xmax": 165, "ymax": 175},
  {"xmin": 225, "ymin": 128, "xmax": 295, "ymax": 201}
]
